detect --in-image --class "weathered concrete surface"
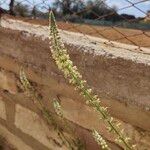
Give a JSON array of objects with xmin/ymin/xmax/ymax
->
[
  {"xmin": 0, "ymin": 123, "xmax": 33, "ymax": 150},
  {"xmin": 1, "ymin": 17, "xmax": 150, "ymax": 110},
  {"xmin": 0, "ymin": 96, "xmax": 6, "ymax": 120},
  {"xmin": 0, "ymin": 17, "xmax": 150, "ymax": 149},
  {"xmin": 60, "ymin": 96, "xmax": 150, "ymax": 149},
  {"xmin": 0, "ymin": 69, "xmax": 18, "ymax": 94},
  {"xmin": 15, "ymin": 104, "xmax": 68, "ymax": 150}
]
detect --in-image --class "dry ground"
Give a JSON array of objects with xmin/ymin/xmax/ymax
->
[{"xmin": 2, "ymin": 15, "xmax": 150, "ymax": 48}]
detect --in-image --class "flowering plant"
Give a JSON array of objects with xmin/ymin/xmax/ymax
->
[{"xmin": 49, "ymin": 11, "xmax": 136, "ymax": 150}]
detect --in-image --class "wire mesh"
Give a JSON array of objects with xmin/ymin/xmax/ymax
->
[{"xmin": 0, "ymin": 0, "xmax": 150, "ymax": 50}]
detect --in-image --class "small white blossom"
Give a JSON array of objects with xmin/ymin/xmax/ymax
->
[
  {"xmin": 53, "ymin": 100, "xmax": 63, "ymax": 118},
  {"xmin": 92, "ymin": 130, "xmax": 110, "ymax": 150}
]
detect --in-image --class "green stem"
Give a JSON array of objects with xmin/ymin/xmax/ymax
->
[
  {"xmin": 53, "ymin": 48, "xmax": 132, "ymax": 149},
  {"xmin": 67, "ymin": 67, "xmax": 132, "ymax": 150},
  {"xmin": 50, "ymin": 11, "xmax": 133, "ymax": 150}
]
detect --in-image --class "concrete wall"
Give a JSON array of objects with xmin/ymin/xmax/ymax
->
[{"xmin": 0, "ymin": 18, "xmax": 150, "ymax": 149}]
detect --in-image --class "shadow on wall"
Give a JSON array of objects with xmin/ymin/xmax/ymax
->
[{"xmin": 0, "ymin": 136, "xmax": 16, "ymax": 150}]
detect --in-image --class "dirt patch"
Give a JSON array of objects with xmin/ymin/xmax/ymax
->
[{"xmin": 2, "ymin": 14, "xmax": 150, "ymax": 48}]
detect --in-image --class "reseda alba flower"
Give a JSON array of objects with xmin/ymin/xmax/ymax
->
[
  {"xmin": 20, "ymin": 69, "xmax": 84, "ymax": 150},
  {"xmin": 49, "ymin": 11, "xmax": 135, "ymax": 150},
  {"xmin": 92, "ymin": 130, "xmax": 110, "ymax": 150}
]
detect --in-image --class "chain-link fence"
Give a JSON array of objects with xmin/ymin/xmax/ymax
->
[{"xmin": 0, "ymin": 0, "xmax": 150, "ymax": 49}]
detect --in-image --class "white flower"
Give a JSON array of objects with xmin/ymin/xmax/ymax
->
[{"xmin": 92, "ymin": 130, "xmax": 110, "ymax": 150}]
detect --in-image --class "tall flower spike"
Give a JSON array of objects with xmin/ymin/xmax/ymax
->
[
  {"xmin": 19, "ymin": 68, "xmax": 84, "ymax": 150},
  {"xmin": 49, "ymin": 11, "xmax": 136, "ymax": 150},
  {"xmin": 50, "ymin": 11, "xmax": 56, "ymax": 29}
]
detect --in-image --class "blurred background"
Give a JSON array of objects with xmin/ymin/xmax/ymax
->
[
  {"xmin": 0, "ymin": 0, "xmax": 150, "ymax": 28},
  {"xmin": 0, "ymin": 0, "xmax": 150, "ymax": 48}
]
